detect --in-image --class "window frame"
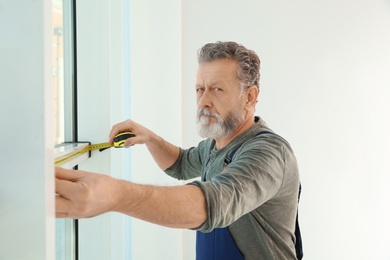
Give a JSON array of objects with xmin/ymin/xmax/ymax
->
[{"xmin": 53, "ymin": 0, "xmax": 79, "ymax": 259}]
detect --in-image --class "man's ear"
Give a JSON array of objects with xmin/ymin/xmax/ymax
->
[{"xmin": 245, "ymin": 85, "xmax": 259, "ymax": 109}]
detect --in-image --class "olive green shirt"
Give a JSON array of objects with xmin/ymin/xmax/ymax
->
[{"xmin": 165, "ymin": 117, "xmax": 300, "ymax": 259}]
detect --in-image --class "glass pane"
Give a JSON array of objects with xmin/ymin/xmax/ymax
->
[
  {"xmin": 56, "ymin": 219, "xmax": 76, "ymax": 260},
  {"xmin": 53, "ymin": 0, "xmax": 76, "ymax": 259},
  {"xmin": 53, "ymin": 0, "xmax": 75, "ymax": 145},
  {"xmin": 53, "ymin": 0, "xmax": 65, "ymax": 144}
]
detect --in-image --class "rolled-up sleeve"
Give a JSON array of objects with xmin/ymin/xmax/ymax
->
[
  {"xmin": 189, "ymin": 140, "xmax": 287, "ymax": 233},
  {"xmin": 164, "ymin": 142, "xmax": 207, "ymax": 180}
]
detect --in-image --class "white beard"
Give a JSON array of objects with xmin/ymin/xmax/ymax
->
[{"xmin": 196, "ymin": 108, "xmax": 245, "ymax": 139}]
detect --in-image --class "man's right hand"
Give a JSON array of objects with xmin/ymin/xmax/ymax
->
[{"xmin": 108, "ymin": 119, "xmax": 180, "ymax": 170}]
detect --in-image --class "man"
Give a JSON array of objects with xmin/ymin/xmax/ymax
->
[{"xmin": 56, "ymin": 41, "xmax": 301, "ymax": 259}]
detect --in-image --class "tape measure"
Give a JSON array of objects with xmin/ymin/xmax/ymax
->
[{"xmin": 55, "ymin": 131, "xmax": 135, "ymax": 166}]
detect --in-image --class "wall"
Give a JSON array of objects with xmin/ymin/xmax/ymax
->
[
  {"xmin": 129, "ymin": 0, "xmax": 185, "ymax": 259},
  {"xmin": 181, "ymin": 0, "xmax": 390, "ymax": 259},
  {"xmin": 0, "ymin": 1, "xmax": 55, "ymax": 259}
]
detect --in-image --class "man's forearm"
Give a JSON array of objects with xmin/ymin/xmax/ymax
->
[
  {"xmin": 145, "ymin": 133, "xmax": 181, "ymax": 171},
  {"xmin": 113, "ymin": 180, "xmax": 207, "ymax": 229}
]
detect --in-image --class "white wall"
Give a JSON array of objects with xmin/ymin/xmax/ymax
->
[
  {"xmin": 129, "ymin": 0, "xmax": 390, "ymax": 259},
  {"xmin": 129, "ymin": 0, "xmax": 185, "ymax": 259},
  {"xmin": 0, "ymin": 1, "xmax": 55, "ymax": 259},
  {"xmin": 180, "ymin": 0, "xmax": 390, "ymax": 259}
]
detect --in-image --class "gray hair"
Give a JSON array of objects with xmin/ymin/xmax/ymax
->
[{"xmin": 197, "ymin": 41, "xmax": 260, "ymax": 92}]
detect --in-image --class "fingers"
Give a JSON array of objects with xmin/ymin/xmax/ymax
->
[
  {"xmin": 55, "ymin": 177, "xmax": 82, "ymax": 200},
  {"xmin": 55, "ymin": 167, "xmax": 85, "ymax": 200},
  {"xmin": 55, "ymin": 167, "xmax": 90, "ymax": 219},
  {"xmin": 55, "ymin": 195, "xmax": 72, "ymax": 217},
  {"xmin": 109, "ymin": 119, "xmax": 148, "ymax": 147},
  {"xmin": 56, "ymin": 166, "xmax": 86, "ymax": 180},
  {"xmin": 56, "ymin": 212, "xmax": 69, "ymax": 218},
  {"xmin": 55, "ymin": 168, "xmax": 116, "ymax": 219},
  {"xmin": 109, "ymin": 119, "xmax": 135, "ymax": 143},
  {"xmin": 56, "ymin": 195, "xmax": 83, "ymax": 219}
]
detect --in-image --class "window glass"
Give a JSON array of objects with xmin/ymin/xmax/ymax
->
[
  {"xmin": 53, "ymin": 0, "xmax": 76, "ymax": 259},
  {"xmin": 56, "ymin": 219, "xmax": 76, "ymax": 260},
  {"xmin": 53, "ymin": 0, "xmax": 75, "ymax": 145},
  {"xmin": 53, "ymin": 0, "xmax": 65, "ymax": 144}
]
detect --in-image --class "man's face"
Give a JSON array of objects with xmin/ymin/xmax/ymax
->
[{"xmin": 195, "ymin": 59, "xmax": 246, "ymax": 139}]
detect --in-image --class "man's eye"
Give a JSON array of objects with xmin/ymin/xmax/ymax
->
[
  {"xmin": 196, "ymin": 88, "xmax": 204, "ymax": 93},
  {"xmin": 215, "ymin": 88, "xmax": 222, "ymax": 92}
]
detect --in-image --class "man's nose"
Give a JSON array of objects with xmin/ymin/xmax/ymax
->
[{"xmin": 197, "ymin": 90, "xmax": 212, "ymax": 108}]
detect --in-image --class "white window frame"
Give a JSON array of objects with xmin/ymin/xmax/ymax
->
[
  {"xmin": 75, "ymin": 0, "xmax": 132, "ymax": 259},
  {"xmin": 73, "ymin": 0, "xmax": 186, "ymax": 259}
]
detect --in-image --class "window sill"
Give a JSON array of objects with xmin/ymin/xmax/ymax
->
[{"xmin": 54, "ymin": 142, "xmax": 90, "ymax": 169}]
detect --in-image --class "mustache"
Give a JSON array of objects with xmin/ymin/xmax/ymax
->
[{"xmin": 197, "ymin": 108, "xmax": 220, "ymax": 118}]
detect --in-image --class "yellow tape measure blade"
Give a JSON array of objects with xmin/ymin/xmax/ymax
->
[
  {"xmin": 88, "ymin": 142, "xmax": 113, "ymax": 151},
  {"xmin": 54, "ymin": 132, "xmax": 135, "ymax": 166}
]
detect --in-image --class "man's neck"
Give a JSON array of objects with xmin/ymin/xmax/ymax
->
[{"xmin": 214, "ymin": 116, "xmax": 255, "ymax": 150}]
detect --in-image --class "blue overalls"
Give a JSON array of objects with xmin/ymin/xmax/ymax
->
[
  {"xmin": 196, "ymin": 150, "xmax": 244, "ymax": 260},
  {"xmin": 196, "ymin": 227, "xmax": 244, "ymax": 260}
]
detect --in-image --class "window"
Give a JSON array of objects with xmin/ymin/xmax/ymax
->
[
  {"xmin": 53, "ymin": 0, "xmax": 76, "ymax": 145},
  {"xmin": 52, "ymin": 0, "xmax": 78, "ymax": 259}
]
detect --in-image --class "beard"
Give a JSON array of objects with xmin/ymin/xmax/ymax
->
[{"xmin": 196, "ymin": 107, "xmax": 245, "ymax": 139}]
